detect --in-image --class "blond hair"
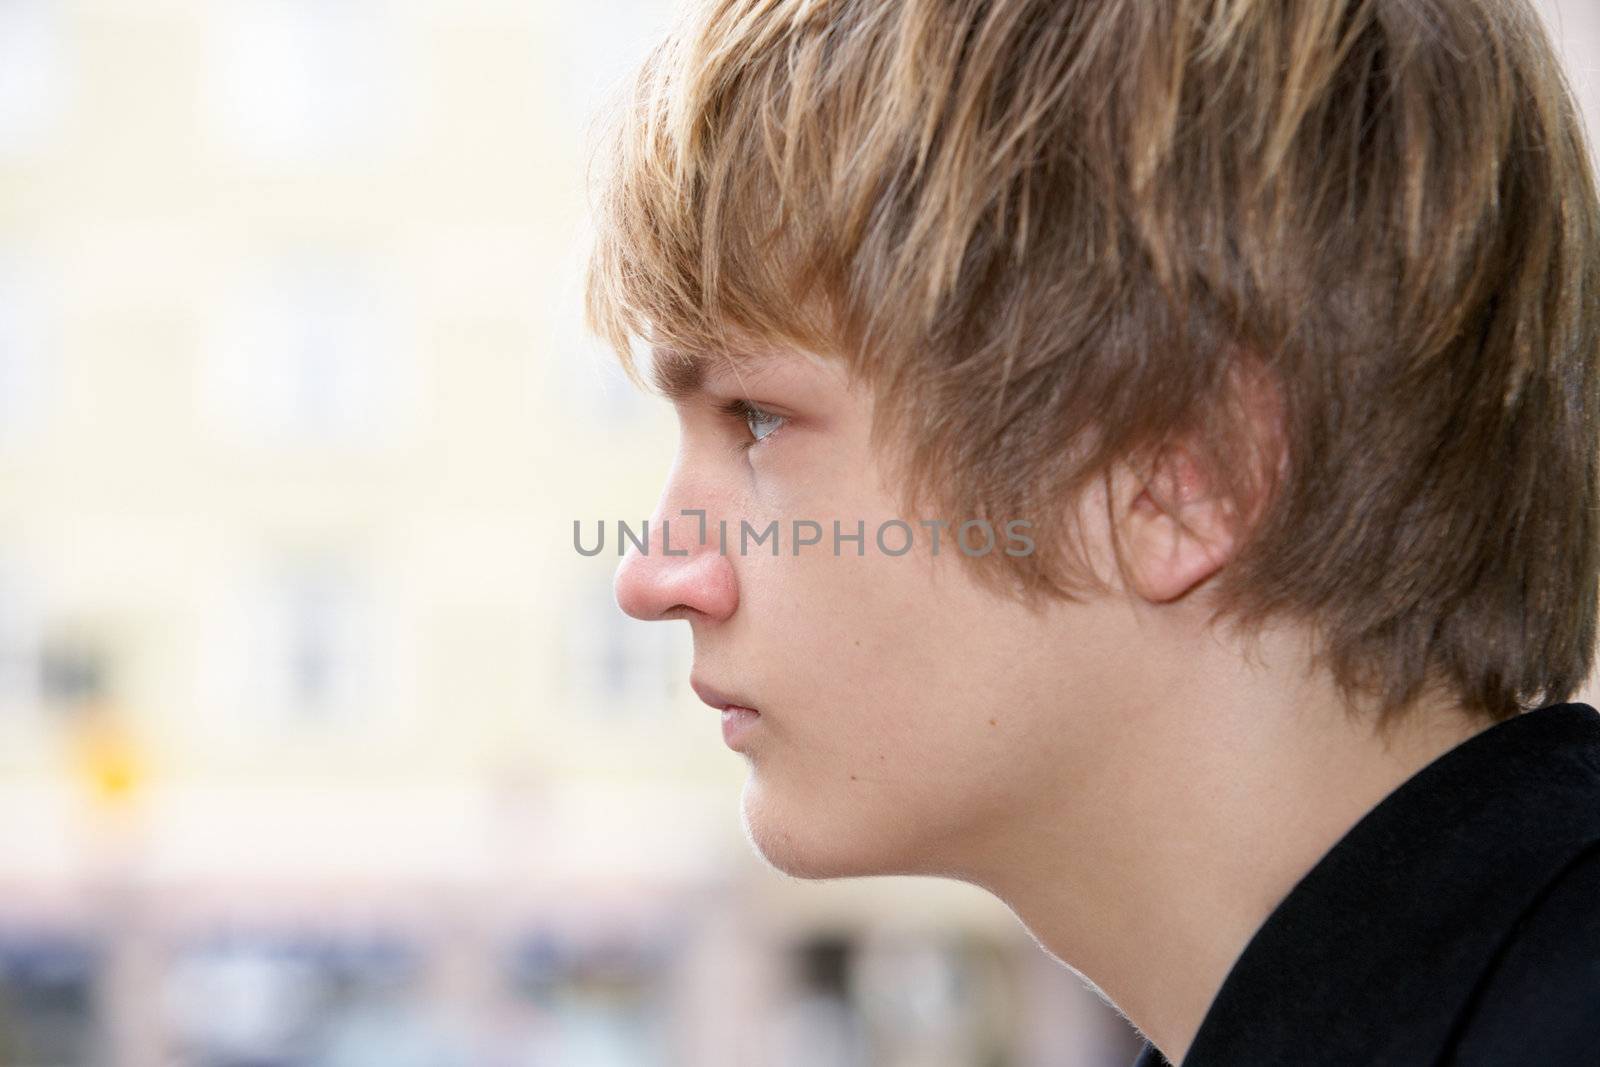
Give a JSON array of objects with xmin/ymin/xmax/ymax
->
[{"xmin": 585, "ymin": 0, "xmax": 1600, "ymax": 727}]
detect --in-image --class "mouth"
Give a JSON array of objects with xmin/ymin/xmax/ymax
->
[
  {"xmin": 690, "ymin": 676, "xmax": 761, "ymax": 714},
  {"xmin": 690, "ymin": 676, "xmax": 763, "ymax": 749}
]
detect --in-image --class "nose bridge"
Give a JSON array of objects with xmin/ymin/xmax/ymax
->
[{"xmin": 644, "ymin": 460, "xmax": 726, "ymax": 556}]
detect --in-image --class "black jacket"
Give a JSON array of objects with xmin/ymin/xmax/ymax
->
[{"xmin": 1131, "ymin": 701, "xmax": 1600, "ymax": 1066}]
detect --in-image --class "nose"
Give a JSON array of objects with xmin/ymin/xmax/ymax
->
[{"xmin": 613, "ymin": 510, "xmax": 739, "ymax": 623}]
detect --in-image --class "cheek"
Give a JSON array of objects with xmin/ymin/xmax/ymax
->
[
  {"xmin": 753, "ymin": 546, "xmax": 1047, "ymax": 797},
  {"xmin": 750, "ymin": 523, "xmax": 1021, "ymax": 729}
]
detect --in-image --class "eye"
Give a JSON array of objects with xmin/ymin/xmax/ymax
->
[
  {"xmin": 743, "ymin": 403, "xmax": 786, "ymax": 442},
  {"xmin": 717, "ymin": 398, "xmax": 787, "ymax": 447}
]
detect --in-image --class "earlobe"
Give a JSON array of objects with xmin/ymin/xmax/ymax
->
[{"xmin": 1118, "ymin": 444, "xmax": 1238, "ymax": 604}]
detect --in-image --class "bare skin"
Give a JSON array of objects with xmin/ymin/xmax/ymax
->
[{"xmin": 613, "ymin": 347, "xmax": 1491, "ymax": 1063}]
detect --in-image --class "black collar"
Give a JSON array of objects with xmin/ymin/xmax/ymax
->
[{"xmin": 1134, "ymin": 701, "xmax": 1600, "ymax": 1066}]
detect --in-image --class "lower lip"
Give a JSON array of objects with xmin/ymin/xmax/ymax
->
[{"xmin": 721, "ymin": 706, "xmax": 761, "ymax": 749}]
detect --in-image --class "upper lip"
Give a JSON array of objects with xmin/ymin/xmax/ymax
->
[{"xmin": 690, "ymin": 676, "xmax": 761, "ymax": 713}]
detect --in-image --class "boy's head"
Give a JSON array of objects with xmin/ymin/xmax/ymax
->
[{"xmin": 587, "ymin": 0, "xmax": 1600, "ymax": 880}]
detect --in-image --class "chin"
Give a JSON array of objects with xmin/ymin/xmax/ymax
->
[{"xmin": 736, "ymin": 776, "xmax": 940, "ymax": 881}]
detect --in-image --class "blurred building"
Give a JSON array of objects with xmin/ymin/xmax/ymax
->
[{"xmin": 0, "ymin": 1, "xmax": 1592, "ymax": 1066}]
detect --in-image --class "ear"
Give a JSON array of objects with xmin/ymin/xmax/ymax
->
[{"xmin": 1114, "ymin": 441, "xmax": 1240, "ymax": 603}]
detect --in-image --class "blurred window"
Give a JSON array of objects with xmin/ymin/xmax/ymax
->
[
  {"xmin": 505, "ymin": 927, "xmax": 673, "ymax": 1067},
  {"xmin": 565, "ymin": 575, "xmax": 685, "ymax": 710},
  {"xmin": 0, "ymin": 563, "xmax": 41, "ymax": 717},
  {"xmin": 261, "ymin": 559, "xmax": 372, "ymax": 724},
  {"xmin": 0, "ymin": 0, "xmax": 63, "ymax": 158},
  {"xmin": 0, "ymin": 252, "xmax": 53, "ymax": 449},
  {"xmin": 197, "ymin": 549, "xmax": 393, "ymax": 738},
  {"xmin": 203, "ymin": 258, "xmax": 417, "ymax": 449},
  {"xmin": 165, "ymin": 934, "xmax": 420, "ymax": 1064},
  {"xmin": 210, "ymin": 0, "xmax": 392, "ymax": 163}
]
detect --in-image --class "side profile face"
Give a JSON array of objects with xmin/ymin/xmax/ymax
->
[{"xmin": 613, "ymin": 345, "xmax": 1212, "ymax": 885}]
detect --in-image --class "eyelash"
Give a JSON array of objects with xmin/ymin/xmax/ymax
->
[{"xmin": 715, "ymin": 398, "xmax": 786, "ymax": 450}]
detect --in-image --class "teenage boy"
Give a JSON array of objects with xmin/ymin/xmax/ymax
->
[{"xmin": 586, "ymin": 2, "xmax": 1600, "ymax": 1063}]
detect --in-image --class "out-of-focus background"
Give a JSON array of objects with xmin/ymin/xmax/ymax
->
[{"xmin": 0, "ymin": 2, "xmax": 1593, "ymax": 1065}]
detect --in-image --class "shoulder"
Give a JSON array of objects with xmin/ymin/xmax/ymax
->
[{"xmin": 1445, "ymin": 841, "xmax": 1600, "ymax": 1065}]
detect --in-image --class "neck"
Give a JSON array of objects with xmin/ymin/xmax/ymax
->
[{"xmin": 964, "ymin": 650, "xmax": 1490, "ymax": 1064}]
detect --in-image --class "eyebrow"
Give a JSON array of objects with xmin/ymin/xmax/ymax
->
[
  {"xmin": 649, "ymin": 346, "xmax": 780, "ymax": 403},
  {"xmin": 649, "ymin": 348, "xmax": 708, "ymax": 403}
]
